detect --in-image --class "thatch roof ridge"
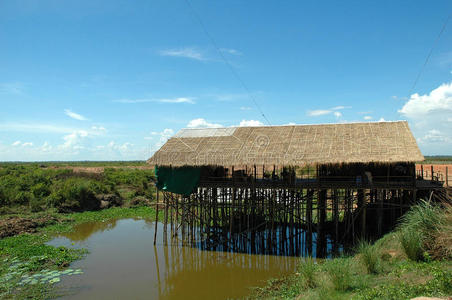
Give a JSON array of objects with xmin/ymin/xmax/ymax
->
[{"xmin": 148, "ymin": 121, "xmax": 424, "ymax": 166}]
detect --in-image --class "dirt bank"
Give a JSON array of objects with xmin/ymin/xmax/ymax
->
[{"xmin": 0, "ymin": 216, "xmax": 59, "ymax": 239}]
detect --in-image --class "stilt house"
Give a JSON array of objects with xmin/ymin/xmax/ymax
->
[{"xmin": 147, "ymin": 121, "xmax": 429, "ymax": 257}]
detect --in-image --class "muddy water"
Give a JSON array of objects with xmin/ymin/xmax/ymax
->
[{"xmin": 48, "ymin": 219, "xmax": 299, "ymax": 300}]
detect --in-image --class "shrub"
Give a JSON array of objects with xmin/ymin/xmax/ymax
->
[
  {"xmin": 31, "ymin": 182, "xmax": 51, "ymax": 198},
  {"xmin": 14, "ymin": 191, "xmax": 34, "ymax": 205},
  {"xmin": 47, "ymin": 178, "xmax": 100, "ymax": 212},
  {"xmin": 297, "ymin": 256, "xmax": 317, "ymax": 288},
  {"xmin": 29, "ymin": 197, "xmax": 44, "ymax": 212},
  {"xmin": 432, "ymin": 203, "xmax": 452, "ymax": 259},
  {"xmin": 399, "ymin": 228, "xmax": 424, "ymax": 261},
  {"xmin": 357, "ymin": 240, "xmax": 380, "ymax": 274},
  {"xmin": 397, "ymin": 200, "xmax": 449, "ymax": 261},
  {"xmin": 325, "ymin": 258, "xmax": 353, "ymax": 292}
]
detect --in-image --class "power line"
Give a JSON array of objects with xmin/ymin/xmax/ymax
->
[
  {"xmin": 408, "ymin": 12, "xmax": 452, "ymax": 97},
  {"xmin": 183, "ymin": 0, "xmax": 271, "ymax": 125}
]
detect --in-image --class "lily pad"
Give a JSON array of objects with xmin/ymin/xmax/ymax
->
[{"xmin": 49, "ymin": 277, "xmax": 60, "ymax": 284}]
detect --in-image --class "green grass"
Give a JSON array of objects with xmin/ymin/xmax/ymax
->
[
  {"xmin": 249, "ymin": 201, "xmax": 452, "ymax": 300},
  {"xmin": 297, "ymin": 257, "xmax": 317, "ymax": 288},
  {"xmin": 324, "ymin": 258, "xmax": 354, "ymax": 292},
  {"xmin": 357, "ymin": 240, "xmax": 381, "ymax": 274}
]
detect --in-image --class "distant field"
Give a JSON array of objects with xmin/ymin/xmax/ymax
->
[
  {"xmin": 0, "ymin": 161, "xmax": 148, "ymax": 167},
  {"xmin": 422, "ymin": 156, "xmax": 452, "ymax": 164}
]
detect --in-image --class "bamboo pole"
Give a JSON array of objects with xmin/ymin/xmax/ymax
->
[
  {"xmin": 154, "ymin": 188, "xmax": 159, "ymax": 245},
  {"xmin": 446, "ymin": 166, "xmax": 449, "ymax": 187}
]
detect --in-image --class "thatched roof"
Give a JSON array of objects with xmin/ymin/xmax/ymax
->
[{"xmin": 147, "ymin": 121, "xmax": 424, "ymax": 167}]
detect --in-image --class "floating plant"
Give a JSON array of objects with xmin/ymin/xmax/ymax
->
[
  {"xmin": 0, "ymin": 258, "xmax": 84, "ymax": 287},
  {"xmin": 17, "ymin": 268, "xmax": 83, "ymax": 285}
]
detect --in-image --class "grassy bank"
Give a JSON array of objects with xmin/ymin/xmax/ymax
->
[
  {"xmin": 0, "ymin": 162, "xmax": 158, "ymax": 299},
  {"xmin": 0, "ymin": 206, "xmax": 158, "ymax": 299},
  {"xmin": 250, "ymin": 201, "xmax": 452, "ymax": 300}
]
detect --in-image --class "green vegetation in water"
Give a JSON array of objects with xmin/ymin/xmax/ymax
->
[{"xmin": 249, "ymin": 201, "xmax": 452, "ymax": 300}]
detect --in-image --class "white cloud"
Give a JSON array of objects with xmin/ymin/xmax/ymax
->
[
  {"xmin": 239, "ymin": 120, "xmax": 264, "ymax": 127},
  {"xmin": 399, "ymin": 82, "xmax": 452, "ymax": 119},
  {"xmin": 22, "ymin": 142, "xmax": 33, "ymax": 147},
  {"xmin": 184, "ymin": 118, "xmax": 264, "ymax": 129},
  {"xmin": 187, "ymin": 118, "xmax": 223, "ymax": 128},
  {"xmin": 240, "ymin": 106, "xmax": 252, "ymax": 111},
  {"xmin": 59, "ymin": 130, "xmax": 89, "ymax": 150},
  {"xmin": 308, "ymin": 105, "xmax": 349, "ymax": 117},
  {"xmin": 417, "ymin": 129, "xmax": 451, "ymax": 144},
  {"xmin": 378, "ymin": 117, "xmax": 386, "ymax": 122},
  {"xmin": 220, "ymin": 48, "xmax": 242, "ymax": 55},
  {"xmin": 308, "ymin": 109, "xmax": 332, "ymax": 116},
  {"xmin": 363, "ymin": 116, "xmax": 373, "ymax": 120},
  {"xmin": 159, "ymin": 47, "xmax": 206, "ymax": 61},
  {"xmin": 12, "ymin": 141, "xmax": 21, "ymax": 146},
  {"xmin": 331, "ymin": 106, "xmax": 347, "ymax": 110},
  {"xmin": 144, "ymin": 128, "xmax": 175, "ymax": 147},
  {"xmin": 398, "ymin": 82, "xmax": 452, "ymax": 153},
  {"xmin": 159, "ymin": 97, "xmax": 195, "ymax": 104},
  {"xmin": 41, "ymin": 142, "xmax": 52, "ymax": 152},
  {"xmin": 64, "ymin": 109, "xmax": 87, "ymax": 121},
  {"xmin": 115, "ymin": 97, "xmax": 195, "ymax": 104}
]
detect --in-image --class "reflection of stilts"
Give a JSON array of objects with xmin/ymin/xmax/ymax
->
[
  {"xmin": 153, "ymin": 245, "xmax": 162, "ymax": 298},
  {"xmin": 154, "ymin": 165, "xmax": 439, "ymax": 258}
]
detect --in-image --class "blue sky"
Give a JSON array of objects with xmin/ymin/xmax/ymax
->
[{"xmin": 1, "ymin": 0, "xmax": 452, "ymax": 161}]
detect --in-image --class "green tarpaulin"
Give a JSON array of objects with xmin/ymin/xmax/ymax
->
[{"xmin": 155, "ymin": 166, "xmax": 201, "ymax": 196}]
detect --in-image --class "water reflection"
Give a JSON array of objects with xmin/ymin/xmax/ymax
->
[{"xmin": 51, "ymin": 219, "xmax": 299, "ymax": 300}]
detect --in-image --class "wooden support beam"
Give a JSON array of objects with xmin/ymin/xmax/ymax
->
[
  {"xmin": 357, "ymin": 189, "xmax": 366, "ymax": 239},
  {"xmin": 317, "ymin": 189, "xmax": 327, "ymax": 258},
  {"xmin": 154, "ymin": 188, "xmax": 159, "ymax": 245},
  {"xmin": 446, "ymin": 166, "xmax": 449, "ymax": 187}
]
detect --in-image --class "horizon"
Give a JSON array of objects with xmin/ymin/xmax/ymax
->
[{"xmin": 1, "ymin": 0, "xmax": 452, "ymax": 161}]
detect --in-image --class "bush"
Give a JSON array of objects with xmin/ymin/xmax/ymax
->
[
  {"xmin": 298, "ymin": 257, "xmax": 317, "ymax": 288},
  {"xmin": 357, "ymin": 240, "xmax": 380, "ymax": 274},
  {"xmin": 47, "ymin": 178, "xmax": 100, "ymax": 212},
  {"xmin": 29, "ymin": 197, "xmax": 44, "ymax": 212},
  {"xmin": 31, "ymin": 182, "xmax": 51, "ymax": 198},
  {"xmin": 432, "ymin": 203, "xmax": 452, "ymax": 259},
  {"xmin": 325, "ymin": 258, "xmax": 353, "ymax": 292},
  {"xmin": 397, "ymin": 200, "xmax": 449, "ymax": 260},
  {"xmin": 14, "ymin": 191, "xmax": 34, "ymax": 205},
  {"xmin": 399, "ymin": 228, "xmax": 424, "ymax": 261}
]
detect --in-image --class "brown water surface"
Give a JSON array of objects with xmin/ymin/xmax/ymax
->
[{"xmin": 48, "ymin": 219, "xmax": 299, "ymax": 300}]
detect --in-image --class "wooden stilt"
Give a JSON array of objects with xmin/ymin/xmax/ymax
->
[{"xmin": 154, "ymin": 188, "xmax": 159, "ymax": 245}]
